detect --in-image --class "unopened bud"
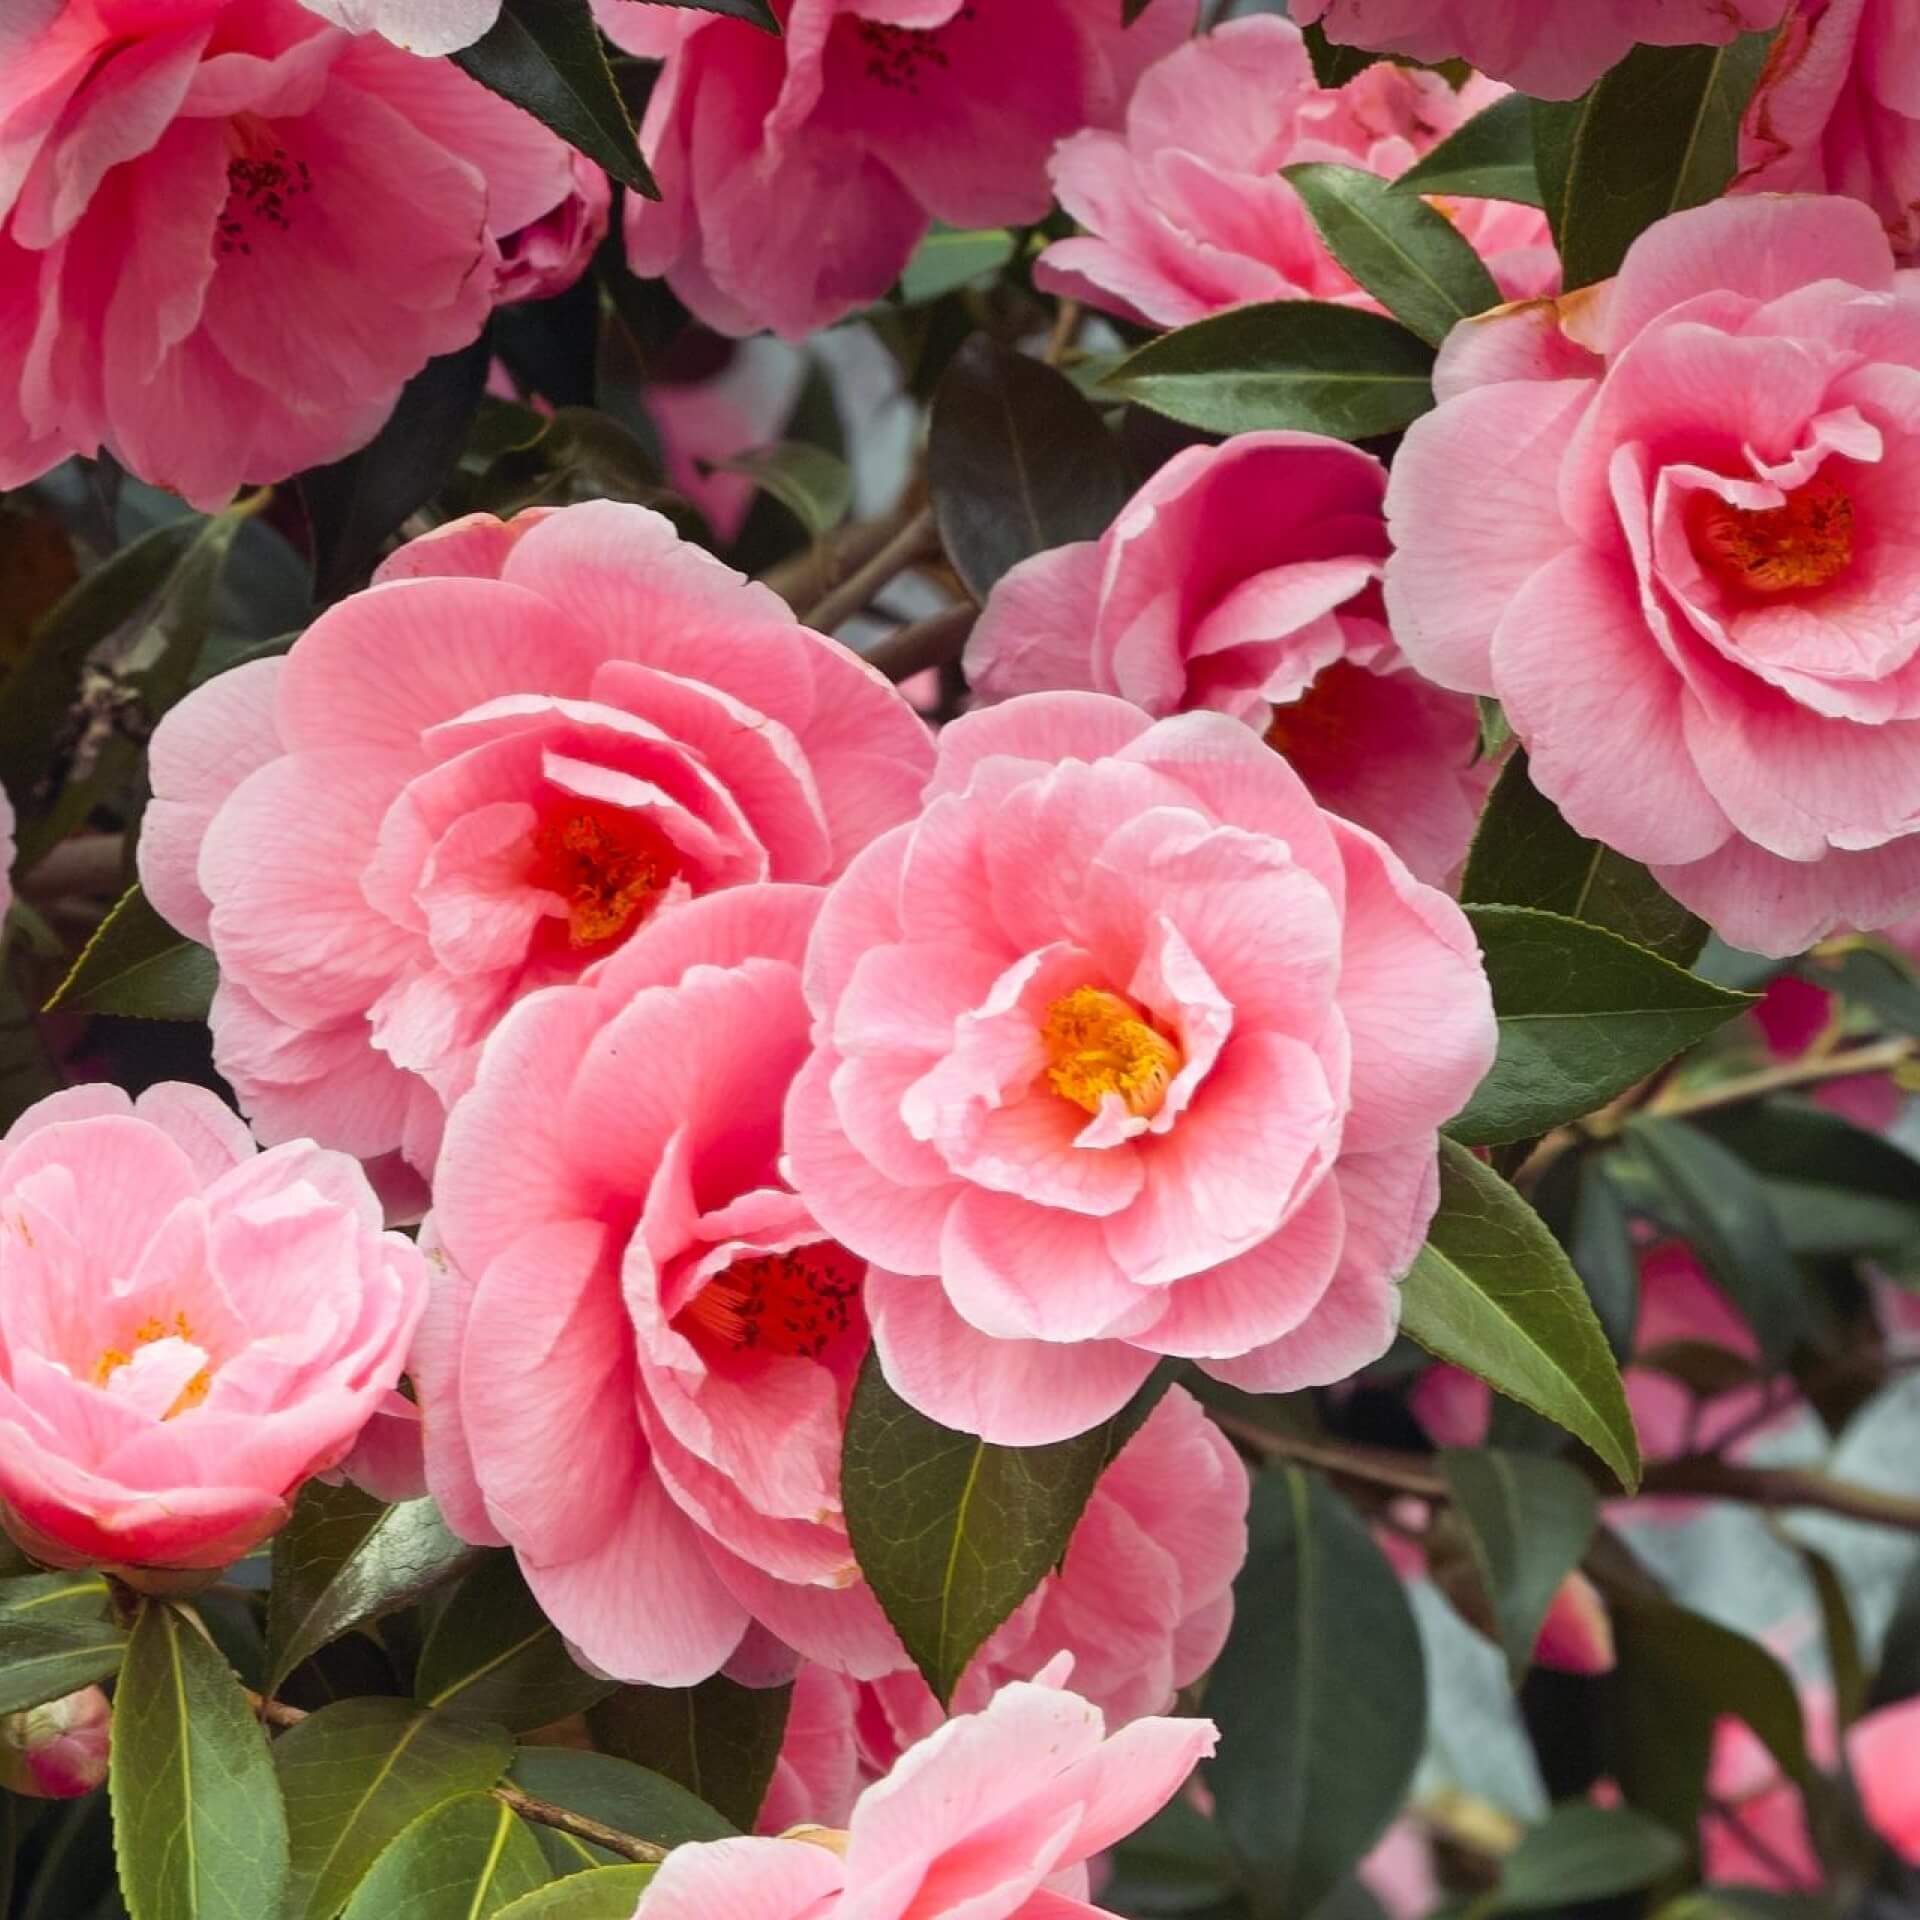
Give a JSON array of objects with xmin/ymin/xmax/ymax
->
[{"xmin": 0, "ymin": 1685, "xmax": 111, "ymax": 1798}]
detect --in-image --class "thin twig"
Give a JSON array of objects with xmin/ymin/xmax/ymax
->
[
  {"xmin": 863, "ymin": 604, "xmax": 977, "ymax": 684},
  {"xmin": 757, "ymin": 497, "xmax": 922, "ymax": 614},
  {"xmin": 1644, "ymin": 1036, "xmax": 1917, "ymax": 1124},
  {"xmin": 1209, "ymin": 1415, "xmax": 1448, "ymax": 1500},
  {"xmin": 801, "ymin": 506, "xmax": 940, "ymax": 633},
  {"xmin": 1044, "ymin": 299, "xmax": 1082, "ymax": 367}
]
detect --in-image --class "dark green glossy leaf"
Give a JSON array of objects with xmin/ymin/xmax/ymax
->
[
  {"xmin": 1492, "ymin": 1803, "xmax": 1688, "ymax": 1910},
  {"xmin": 507, "ymin": 1748, "xmax": 730, "ymax": 1875},
  {"xmin": 709, "ymin": 442, "xmax": 851, "ymax": 539},
  {"xmin": 1393, "ymin": 92, "xmax": 1541, "ymax": 206},
  {"xmin": 0, "ymin": 1571, "xmax": 112, "ymax": 1621},
  {"xmin": 336, "ymin": 1793, "xmax": 549, "ymax": 1920},
  {"xmin": 1796, "ymin": 1546, "xmax": 1866, "ymax": 1731},
  {"xmin": 898, "ymin": 226, "xmax": 1017, "ymax": 305},
  {"xmin": 587, "ymin": 1676, "xmax": 785, "ymax": 1833},
  {"xmin": 492, "ymin": 1870, "xmax": 658, "ymax": 1920},
  {"xmin": 1867, "ymin": 1554, "xmax": 1920, "ymax": 1712},
  {"xmin": 44, "ymin": 884, "xmax": 216, "ymax": 1019},
  {"xmin": 1571, "ymin": 1157, "xmax": 1641, "ymax": 1360},
  {"xmin": 0, "ymin": 1615, "xmax": 125, "ymax": 1713}
]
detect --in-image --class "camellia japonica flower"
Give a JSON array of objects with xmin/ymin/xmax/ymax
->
[
  {"xmin": 785, "ymin": 692, "xmax": 1496, "ymax": 1445},
  {"xmin": 0, "ymin": 1688, "xmax": 110, "ymax": 1800},
  {"xmin": 592, "ymin": 0, "xmax": 1196, "ymax": 339},
  {"xmin": 1386, "ymin": 195, "xmax": 1920, "ymax": 955},
  {"xmin": 0, "ymin": 1084, "xmax": 426, "ymax": 1576},
  {"xmin": 0, "ymin": 0, "xmax": 579, "ymax": 508},
  {"xmin": 138, "ymin": 502, "xmax": 933, "ymax": 1181}
]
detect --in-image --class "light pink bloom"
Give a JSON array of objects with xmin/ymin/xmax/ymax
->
[
  {"xmin": 1035, "ymin": 19, "xmax": 1557, "ymax": 332},
  {"xmin": 0, "ymin": 1686, "xmax": 110, "ymax": 1799},
  {"xmin": 138, "ymin": 501, "xmax": 932, "ymax": 1178},
  {"xmin": 0, "ymin": 1083, "xmax": 426, "ymax": 1573},
  {"xmin": 1292, "ymin": 0, "xmax": 1788, "ymax": 100},
  {"xmin": 0, "ymin": 0, "xmax": 577, "ymax": 509},
  {"xmin": 495, "ymin": 153, "xmax": 610, "ymax": 307},
  {"xmin": 291, "ymin": 0, "xmax": 499, "ymax": 52},
  {"xmin": 593, "ymin": 0, "xmax": 1196, "ymax": 340},
  {"xmin": 416, "ymin": 884, "xmax": 900, "ymax": 1686},
  {"xmin": 1386, "ymin": 195, "xmax": 1920, "ymax": 956},
  {"xmin": 1737, "ymin": 0, "xmax": 1920, "ymax": 262},
  {"xmin": 964, "ymin": 430, "xmax": 1488, "ymax": 885},
  {"xmin": 637, "ymin": 1663, "xmax": 1215, "ymax": 1920},
  {"xmin": 648, "ymin": 336, "xmax": 809, "ymax": 544},
  {"xmin": 786, "ymin": 692, "xmax": 1496, "ymax": 1445}
]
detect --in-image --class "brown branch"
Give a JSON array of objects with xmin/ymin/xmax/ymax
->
[
  {"xmin": 802, "ymin": 506, "xmax": 941, "ymax": 634},
  {"xmin": 1209, "ymin": 1414, "xmax": 1447, "ymax": 1500},
  {"xmin": 1643, "ymin": 1036, "xmax": 1917, "ymax": 1124},
  {"xmin": 757, "ymin": 498, "xmax": 923, "ymax": 614},
  {"xmin": 863, "ymin": 604, "xmax": 977, "ymax": 684}
]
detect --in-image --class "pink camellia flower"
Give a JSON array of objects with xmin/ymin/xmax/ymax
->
[
  {"xmin": 1737, "ymin": 0, "xmax": 1920, "ymax": 262},
  {"xmin": 1292, "ymin": 0, "xmax": 1788, "ymax": 100},
  {"xmin": 495, "ymin": 154, "xmax": 611, "ymax": 307},
  {"xmin": 964, "ymin": 431, "xmax": 1489, "ymax": 886},
  {"xmin": 415, "ymin": 883, "xmax": 901, "ymax": 1686},
  {"xmin": 592, "ymin": 0, "xmax": 1196, "ymax": 340},
  {"xmin": 292, "ymin": 0, "xmax": 498, "ymax": 51},
  {"xmin": 1385, "ymin": 195, "xmax": 1920, "ymax": 956},
  {"xmin": 786, "ymin": 692, "xmax": 1496, "ymax": 1445},
  {"xmin": 637, "ymin": 1662, "xmax": 1216, "ymax": 1920},
  {"xmin": 0, "ymin": 1082, "xmax": 426, "ymax": 1574},
  {"xmin": 1035, "ymin": 18, "xmax": 1557, "ymax": 332},
  {"xmin": 0, "ymin": 0, "xmax": 578, "ymax": 510},
  {"xmin": 139, "ymin": 501, "xmax": 932, "ymax": 1179},
  {"xmin": 1852, "ymin": 1697, "xmax": 1920, "ymax": 1864},
  {"xmin": 648, "ymin": 336, "xmax": 808, "ymax": 545},
  {"xmin": 0, "ymin": 1686, "xmax": 110, "ymax": 1800}
]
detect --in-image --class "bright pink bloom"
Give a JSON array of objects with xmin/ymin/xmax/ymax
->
[
  {"xmin": 291, "ymin": 0, "xmax": 499, "ymax": 52},
  {"xmin": 1292, "ymin": 0, "xmax": 1788, "ymax": 100},
  {"xmin": 0, "ymin": 0, "xmax": 577, "ymax": 509},
  {"xmin": 139, "ymin": 502, "xmax": 932, "ymax": 1178},
  {"xmin": 0, "ymin": 1686, "xmax": 110, "ymax": 1800},
  {"xmin": 639, "ymin": 1664, "xmax": 1215, "ymax": 1920},
  {"xmin": 1853, "ymin": 1697, "xmax": 1920, "ymax": 1864},
  {"xmin": 1036, "ymin": 19, "xmax": 1556, "ymax": 331},
  {"xmin": 495, "ymin": 153, "xmax": 610, "ymax": 307},
  {"xmin": 786, "ymin": 692, "xmax": 1496, "ymax": 1445},
  {"xmin": 594, "ymin": 0, "xmax": 1195, "ymax": 340},
  {"xmin": 416, "ymin": 884, "xmax": 901, "ymax": 1686},
  {"xmin": 964, "ymin": 431, "xmax": 1488, "ymax": 885},
  {"xmin": 1386, "ymin": 196, "xmax": 1920, "ymax": 955},
  {"xmin": 1738, "ymin": 0, "xmax": 1920, "ymax": 262},
  {"xmin": 0, "ymin": 1082, "xmax": 426, "ymax": 1573}
]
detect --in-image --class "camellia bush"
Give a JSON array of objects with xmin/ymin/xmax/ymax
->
[{"xmin": 4, "ymin": 0, "xmax": 1920, "ymax": 1916}]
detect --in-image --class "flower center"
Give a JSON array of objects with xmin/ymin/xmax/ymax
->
[
  {"xmin": 1040, "ymin": 986, "xmax": 1182, "ymax": 1119},
  {"xmin": 852, "ymin": 5, "xmax": 975, "ymax": 91},
  {"xmin": 1691, "ymin": 477, "xmax": 1856, "ymax": 595},
  {"xmin": 674, "ymin": 1242, "xmax": 864, "ymax": 1361},
  {"xmin": 218, "ymin": 116, "xmax": 311, "ymax": 257},
  {"xmin": 528, "ymin": 804, "xmax": 678, "ymax": 950},
  {"xmin": 92, "ymin": 1312, "xmax": 211, "ymax": 1419}
]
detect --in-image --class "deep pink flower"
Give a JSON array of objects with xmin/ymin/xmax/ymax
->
[
  {"xmin": 593, "ymin": 0, "xmax": 1195, "ymax": 340},
  {"xmin": 495, "ymin": 153, "xmax": 610, "ymax": 307},
  {"xmin": 0, "ymin": 1083, "xmax": 426, "ymax": 1574},
  {"xmin": 1292, "ymin": 0, "xmax": 1788, "ymax": 100},
  {"xmin": 786, "ymin": 693, "xmax": 1496, "ymax": 1445},
  {"xmin": 1035, "ymin": 19, "xmax": 1556, "ymax": 331},
  {"xmin": 0, "ymin": 1687, "xmax": 110, "ymax": 1800},
  {"xmin": 964, "ymin": 431, "xmax": 1488, "ymax": 885},
  {"xmin": 0, "ymin": 0, "xmax": 577, "ymax": 508},
  {"xmin": 638, "ymin": 1663, "xmax": 1215, "ymax": 1920},
  {"xmin": 139, "ymin": 502, "xmax": 932, "ymax": 1178},
  {"xmin": 1386, "ymin": 196, "xmax": 1920, "ymax": 955}
]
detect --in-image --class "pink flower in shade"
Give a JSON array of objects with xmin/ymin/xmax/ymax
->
[
  {"xmin": 138, "ymin": 501, "xmax": 933, "ymax": 1180},
  {"xmin": 636, "ymin": 1663, "xmax": 1216, "ymax": 1920},
  {"xmin": 0, "ymin": 1083, "xmax": 426, "ymax": 1575},
  {"xmin": 1852, "ymin": 1698, "xmax": 1920, "ymax": 1865},
  {"xmin": 1385, "ymin": 195, "xmax": 1920, "ymax": 956},
  {"xmin": 1034, "ymin": 19, "xmax": 1557, "ymax": 333},
  {"xmin": 290, "ymin": 0, "xmax": 499, "ymax": 52},
  {"xmin": 414, "ymin": 884, "xmax": 902, "ymax": 1687},
  {"xmin": 0, "ymin": 1686, "xmax": 110, "ymax": 1800},
  {"xmin": 648, "ymin": 336, "xmax": 809, "ymax": 545},
  {"xmin": 0, "ymin": 788, "xmax": 14, "ymax": 927},
  {"xmin": 0, "ymin": 0, "xmax": 577, "ymax": 510},
  {"xmin": 1737, "ymin": 0, "xmax": 1920, "ymax": 262},
  {"xmin": 963, "ymin": 431, "xmax": 1489, "ymax": 886},
  {"xmin": 1752, "ymin": 966, "xmax": 1902, "ymax": 1129},
  {"xmin": 785, "ymin": 692, "xmax": 1496, "ymax": 1446},
  {"xmin": 591, "ymin": 0, "xmax": 1196, "ymax": 341},
  {"xmin": 1291, "ymin": 0, "xmax": 1788, "ymax": 101},
  {"xmin": 494, "ymin": 153, "xmax": 610, "ymax": 307}
]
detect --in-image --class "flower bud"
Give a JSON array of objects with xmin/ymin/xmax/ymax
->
[{"xmin": 0, "ymin": 1686, "xmax": 110, "ymax": 1799}]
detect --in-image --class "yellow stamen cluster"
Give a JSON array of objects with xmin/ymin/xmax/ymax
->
[
  {"xmin": 92, "ymin": 1312, "xmax": 211, "ymax": 1418},
  {"xmin": 1693, "ymin": 477, "xmax": 1856, "ymax": 594},
  {"xmin": 1040, "ymin": 986, "xmax": 1182, "ymax": 1119}
]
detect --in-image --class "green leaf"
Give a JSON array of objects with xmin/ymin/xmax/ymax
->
[
  {"xmin": 0, "ymin": 1571, "xmax": 112, "ymax": 1621},
  {"xmin": 44, "ymin": 885, "xmax": 215, "ymax": 1019},
  {"xmin": 336, "ymin": 1794, "xmax": 550, "ymax": 1920},
  {"xmin": 1462, "ymin": 750, "xmax": 1706, "ymax": 965},
  {"xmin": 1204, "ymin": 1468, "xmax": 1426, "ymax": 1919},
  {"xmin": 275, "ymin": 1699, "xmax": 513, "ymax": 1920},
  {"xmin": 929, "ymin": 334, "xmax": 1131, "ymax": 605},
  {"xmin": 587, "ymin": 1676, "xmax": 787, "ymax": 1834},
  {"xmin": 1439, "ymin": 1450, "xmax": 1598, "ymax": 1684},
  {"xmin": 1447, "ymin": 906, "xmax": 1753, "ymax": 1147},
  {"xmin": 1805, "ymin": 943, "xmax": 1920, "ymax": 1034},
  {"xmin": 1533, "ymin": 33, "xmax": 1779, "ymax": 290},
  {"xmin": 897, "ymin": 226, "xmax": 1017, "ymax": 305},
  {"xmin": 1403, "ymin": 1138, "xmax": 1641, "ymax": 1490},
  {"xmin": 507, "ymin": 1749, "xmax": 729, "ymax": 1875},
  {"xmin": 491, "ymin": 1870, "xmax": 658, "ymax": 1920},
  {"xmin": 1624, "ymin": 1117, "xmax": 1808, "ymax": 1364},
  {"xmin": 1102, "ymin": 301, "xmax": 1436, "ymax": 442},
  {"xmin": 1570, "ymin": 1157, "xmax": 1640, "ymax": 1360},
  {"xmin": 1795, "ymin": 1545, "xmax": 1866, "ymax": 1731},
  {"xmin": 1867, "ymin": 1554, "xmax": 1920, "ymax": 1712},
  {"xmin": 1491, "ymin": 1803, "xmax": 1688, "ymax": 1911},
  {"xmin": 1282, "ymin": 163, "xmax": 1501, "ymax": 348},
  {"xmin": 110, "ymin": 1601, "xmax": 290, "ymax": 1920},
  {"xmin": 267, "ymin": 1481, "xmax": 483, "ymax": 1695},
  {"xmin": 414, "ymin": 1554, "xmax": 617, "ymax": 1733},
  {"xmin": 1392, "ymin": 93, "xmax": 1542, "ymax": 207},
  {"xmin": 451, "ymin": 0, "xmax": 657, "ymax": 198},
  {"xmin": 708, "ymin": 442, "xmax": 851, "ymax": 540},
  {"xmin": 0, "ymin": 1615, "xmax": 125, "ymax": 1713},
  {"xmin": 1302, "ymin": 22, "xmax": 1382, "ymax": 87}
]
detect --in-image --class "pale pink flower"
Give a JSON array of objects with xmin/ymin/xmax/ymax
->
[
  {"xmin": 291, "ymin": 0, "xmax": 499, "ymax": 52},
  {"xmin": 1035, "ymin": 19, "xmax": 1556, "ymax": 331},
  {"xmin": 648, "ymin": 336, "xmax": 809, "ymax": 544},
  {"xmin": 786, "ymin": 692, "xmax": 1496, "ymax": 1445},
  {"xmin": 1385, "ymin": 195, "xmax": 1920, "ymax": 956},
  {"xmin": 0, "ymin": 0, "xmax": 577, "ymax": 509},
  {"xmin": 964, "ymin": 430, "xmax": 1488, "ymax": 885},
  {"xmin": 415, "ymin": 884, "xmax": 902, "ymax": 1686},
  {"xmin": 495, "ymin": 153, "xmax": 610, "ymax": 307},
  {"xmin": 0, "ymin": 1686, "xmax": 110, "ymax": 1800},
  {"xmin": 593, "ymin": 0, "xmax": 1196, "ymax": 340},
  {"xmin": 0, "ymin": 1082, "xmax": 426, "ymax": 1574},
  {"xmin": 637, "ymin": 1663, "xmax": 1215, "ymax": 1920},
  {"xmin": 1737, "ymin": 0, "xmax": 1920, "ymax": 262},
  {"xmin": 138, "ymin": 502, "xmax": 932, "ymax": 1179},
  {"xmin": 1292, "ymin": 0, "xmax": 1788, "ymax": 100}
]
